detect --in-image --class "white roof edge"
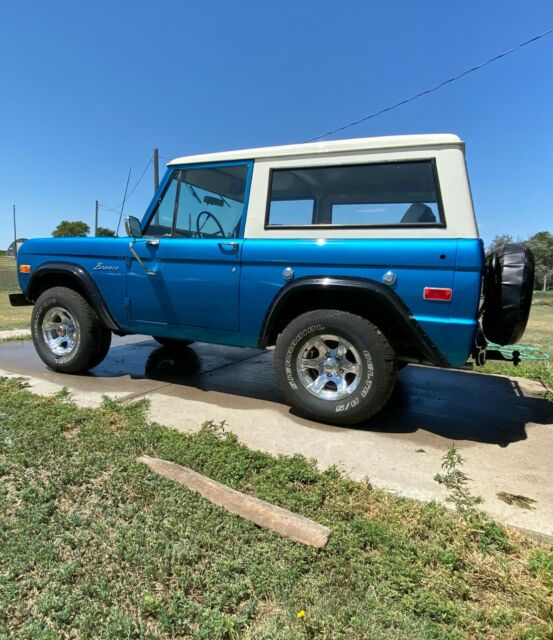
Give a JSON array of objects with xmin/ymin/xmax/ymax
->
[{"xmin": 167, "ymin": 133, "xmax": 463, "ymax": 166}]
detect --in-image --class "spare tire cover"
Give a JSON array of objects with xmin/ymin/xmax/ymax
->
[{"xmin": 482, "ymin": 243, "xmax": 534, "ymax": 345}]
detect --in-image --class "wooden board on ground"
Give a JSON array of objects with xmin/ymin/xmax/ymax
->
[{"xmin": 138, "ymin": 455, "xmax": 331, "ymax": 548}]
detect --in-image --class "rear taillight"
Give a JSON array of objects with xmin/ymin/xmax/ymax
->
[{"xmin": 423, "ymin": 287, "xmax": 452, "ymax": 301}]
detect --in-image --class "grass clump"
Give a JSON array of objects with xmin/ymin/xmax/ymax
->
[
  {"xmin": 434, "ymin": 445, "xmax": 514, "ymax": 554},
  {"xmin": 0, "ymin": 378, "xmax": 552, "ymax": 639}
]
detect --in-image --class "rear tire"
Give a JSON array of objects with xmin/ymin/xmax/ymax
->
[
  {"xmin": 274, "ymin": 310, "xmax": 397, "ymax": 425},
  {"xmin": 31, "ymin": 287, "xmax": 111, "ymax": 374}
]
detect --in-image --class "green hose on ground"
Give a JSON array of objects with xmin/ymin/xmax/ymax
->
[{"xmin": 487, "ymin": 343, "xmax": 550, "ymax": 361}]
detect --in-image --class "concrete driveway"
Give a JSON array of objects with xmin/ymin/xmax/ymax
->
[{"xmin": 1, "ymin": 336, "xmax": 552, "ymax": 537}]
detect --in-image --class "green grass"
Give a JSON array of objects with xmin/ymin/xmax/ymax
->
[
  {"xmin": 0, "ymin": 256, "xmax": 18, "ymax": 292},
  {"xmin": 0, "ymin": 257, "xmax": 31, "ymax": 331},
  {"xmin": 0, "ymin": 294, "xmax": 31, "ymax": 332},
  {"xmin": 533, "ymin": 291, "xmax": 553, "ymax": 307},
  {"xmin": 0, "ymin": 379, "xmax": 552, "ymax": 639}
]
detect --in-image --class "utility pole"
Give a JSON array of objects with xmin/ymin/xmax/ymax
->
[
  {"xmin": 12, "ymin": 204, "xmax": 17, "ymax": 258},
  {"xmin": 95, "ymin": 200, "xmax": 99, "ymax": 237},
  {"xmin": 153, "ymin": 147, "xmax": 159, "ymax": 192}
]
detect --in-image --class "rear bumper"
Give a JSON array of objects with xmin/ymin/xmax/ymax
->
[{"xmin": 9, "ymin": 293, "xmax": 32, "ymax": 307}]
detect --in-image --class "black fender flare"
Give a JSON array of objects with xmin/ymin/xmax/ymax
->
[
  {"xmin": 26, "ymin": 261, "xmax": 123, "ymax": 333},
  {"xmin": 258, "ymin": 276, "xmax": 449, "ymax": 367}
]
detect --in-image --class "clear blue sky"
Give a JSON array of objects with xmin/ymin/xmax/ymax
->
[{"xmin": 1, "ymin": 1, "xmax": 552, "ymax": 249}]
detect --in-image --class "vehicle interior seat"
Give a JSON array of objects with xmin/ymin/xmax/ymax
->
[{"xmin": 401, "ymin": 203, "xmax": 436, "ymax": 223}]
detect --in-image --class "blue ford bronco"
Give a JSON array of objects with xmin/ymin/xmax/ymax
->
[{"xmin": 11, "ymin": 134, "xmax": 534, "ymax": 425}]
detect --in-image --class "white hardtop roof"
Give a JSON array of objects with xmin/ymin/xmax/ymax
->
[{"xmin": 168, "ymin": 133, "xmax": 463, "ymax": 166}]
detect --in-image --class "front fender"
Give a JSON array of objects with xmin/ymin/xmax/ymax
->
[{"xmin": 27, "ymin": 262, "xmax": 123, "ymax": 333}]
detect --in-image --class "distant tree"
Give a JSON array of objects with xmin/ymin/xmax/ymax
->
[
  {"xmin": 52, "ymin": 220, "xmax": 90, "ymax": 237},
  {"xmin": 486, "ymin": 234, "xmax": 513, "ymax": 255},
  {"xmin": 96, "ymin": 227, "xmax": 116, "ymax": 237},
  {"xmin": 526, "ymin": 231, "xmax": 553, "ymax": 291}
]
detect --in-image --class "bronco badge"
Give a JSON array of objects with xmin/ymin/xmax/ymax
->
[{"xmin": 93, "ymin": 262, "xmax": 119, "ymax": 272}]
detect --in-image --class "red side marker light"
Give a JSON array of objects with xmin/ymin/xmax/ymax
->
[{"xmin": 423, "ymin": 287, "xmax": 452, "ymax": 302}]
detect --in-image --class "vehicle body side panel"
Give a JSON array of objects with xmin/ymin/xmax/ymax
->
[
  {"xmin": 16, "ymin": 236, "xmax": 484, "ymax": 365},
  {"xmin": 239, "ymin": 238, "xmax": 484, "ymax": 366},
  {"xmin": 447, "ymin": 238, "xmax": 485, "ymax": 364}
]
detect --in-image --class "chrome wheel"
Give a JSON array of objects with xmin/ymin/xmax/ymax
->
[
  {"xmin": 41, "ymin": 307, "xmax": 78, "ymax": 357},
  {"xmin": 296, "ymin": 334, "xmax": 362, "ymax": 401}
]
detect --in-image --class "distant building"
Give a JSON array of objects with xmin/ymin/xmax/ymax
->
[{"xmin": 6, "ymin": 238, "xmax": 28, "ymax": 257}]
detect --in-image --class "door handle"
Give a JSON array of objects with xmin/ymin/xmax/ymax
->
[
  {"xmin": 218, "ymin": 242, "xmax": 239, "ymax": 251},
  {"xmin": 128, "ymin": 241, "xmax": 157, "ymax": 276},
  {"xmin": 146, "ymin": 238, "xmax": 160, "ymax": 247}
]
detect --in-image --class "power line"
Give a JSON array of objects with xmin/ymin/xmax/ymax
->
[
  {"xmin": 99, "ymin": 156, "xmax": 152, "ymax": 213},
  {"xmin": 99, "ymin": 203, "xmax": 121, "ymax": 214},
  {"xmin": 306, "ymin": 26, "xmax": 553, "ymax": 142}
]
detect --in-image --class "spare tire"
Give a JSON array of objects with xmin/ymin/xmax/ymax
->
[{"xmin": 482, "ymin": 243, "xmax": 534, "ymax": 345}]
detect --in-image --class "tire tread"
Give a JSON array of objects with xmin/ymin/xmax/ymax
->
[
  {"xmin": 274, "ymin": 309, "xmax": 396, "ymax": 425},
  {"xmin": 32, "ymin": 286, "xmax": 111, "ymax": 373}
]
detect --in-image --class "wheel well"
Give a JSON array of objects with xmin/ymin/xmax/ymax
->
[
  {"xmin": 263, "ymin": 286, "xmax": 428, "ymax": 362},
  {"xmin": 30, "ymin": 272, "xmax": 89, "ymax": 304},
  {"xmin": 27, "ymin": 271, "xmax": 121, "ymax": 331}
]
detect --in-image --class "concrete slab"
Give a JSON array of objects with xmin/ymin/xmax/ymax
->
[{"xmin": 0, "ymin": 336, "xmax": 552, "ymax": 536}]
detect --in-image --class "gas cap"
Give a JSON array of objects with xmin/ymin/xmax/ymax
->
[{"xmin": 382, "ymin": 270, "xmax": 397, "ymax": 286}]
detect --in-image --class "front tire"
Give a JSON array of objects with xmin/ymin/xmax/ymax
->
[
  {"xmin": 88, "ymin": 326, "xmax": 112, "ymax": 370},
  {"xmin": 31, "ymin": 287, "xmax": 111, "ymax": 374},
  {"xmin": 274, "ymin": 310, "xmax": 397, "ymax": 425}
]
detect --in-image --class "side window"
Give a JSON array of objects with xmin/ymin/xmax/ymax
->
[
  {"xmin": 331, "ymin": 202, "xmax": 439, "ymax": 225},
  {"xmin": 144, "ymin": 164, "xmax": 249, "ymax": 238},
  {"xmin": 268, "ymin": 199, "xmax": 314, "ymax": 225},
  {"xmin": 266, "ymin": 160, "xmax": 443, "ymax": 227}
]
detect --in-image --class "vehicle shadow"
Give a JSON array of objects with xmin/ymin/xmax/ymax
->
[
  {"xmin": 360, "ymin": 368, "xmax": 553, "ymax": 447},
  {"xmin": 133, "ymin": 342, "xmax": 552, "ymax": 448}
]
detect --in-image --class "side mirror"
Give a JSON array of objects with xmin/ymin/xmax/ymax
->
[{"xmin": 125, "ymin": 216, "xmax": 142, "ymax": 239}]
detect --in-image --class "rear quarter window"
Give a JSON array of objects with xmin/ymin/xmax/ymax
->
[{"xmin": 265, "ymin": 160, "xmax": 444, "ymax": 228}]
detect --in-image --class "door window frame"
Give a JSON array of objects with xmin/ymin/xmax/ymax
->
[
  {"xmin": 263, "ymin": 158, "xmax": 446, "ymax": 229},
  {"xmin": 140, "ymin": 160, "xmax": 254, "ymax": 239}
]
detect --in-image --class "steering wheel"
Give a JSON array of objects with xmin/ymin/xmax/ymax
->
[{"xmin": 196, "ymin": 210, "xmax": 225, "ymax": 238}]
